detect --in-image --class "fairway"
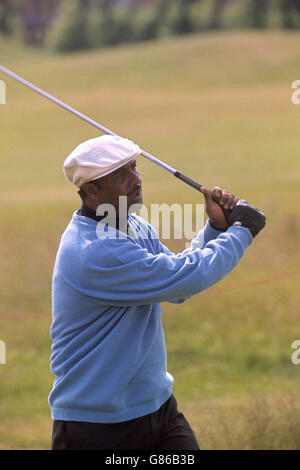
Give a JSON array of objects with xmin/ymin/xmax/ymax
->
[{"xmin": 0, "ymin": 30, "xmax": 300, "ymax": 449}]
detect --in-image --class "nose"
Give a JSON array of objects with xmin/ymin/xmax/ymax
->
[{"xmin": 127, "ymin": 171, "xmax": 142, "ymax": 196}]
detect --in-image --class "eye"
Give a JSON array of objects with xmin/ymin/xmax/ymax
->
[{"xmin": 114, "ymin": 168, "xmax": 124, "ymax": 179}]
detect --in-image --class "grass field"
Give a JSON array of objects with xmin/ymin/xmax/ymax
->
[{"xmin": 0, "ymin": 30, "xmax": 300, "ymax": 450}]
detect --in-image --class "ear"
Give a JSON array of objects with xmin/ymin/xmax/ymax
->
[{"xmin": 82, "ymin": 182, "xmax": 101, "ymax": 202}]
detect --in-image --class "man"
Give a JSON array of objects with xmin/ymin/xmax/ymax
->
[{"xmin": 49, "ymin": 135, "xmax": 265, "ymax": 450}]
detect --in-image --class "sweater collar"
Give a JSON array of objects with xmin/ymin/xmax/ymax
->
[
  {"xmin": 77, "ymin": 203, "xmax": 130, "ymax": 232},
  {"xmin": 77, "ymin": 202, "xmax": 104, "ymax": 222}
]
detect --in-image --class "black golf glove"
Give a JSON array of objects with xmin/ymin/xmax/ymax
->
[{"xmin": 229, "ymin": 200, "xmax": 266, "ymax": 238}]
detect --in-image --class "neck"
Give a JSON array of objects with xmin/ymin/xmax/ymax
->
[
  {"xmin": 77, "ymin": 201, "xmax": 129, "ymax": 229},
  {"xmin": 77, "ymin": 201, "xmax": 103, "ymax": 222}
]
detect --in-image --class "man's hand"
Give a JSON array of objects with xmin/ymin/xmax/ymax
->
[
  {"xmin": 230, "ymin": 200, "xmax": 266, "ymax": 238},
  {"xmin": 201, "ymin": 186, "xmax": 239, "ymax": 231}
]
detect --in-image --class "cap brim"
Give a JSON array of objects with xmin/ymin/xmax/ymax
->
[{"xmin": 80, "ymin": 152, "xmax": 141, "ymax": 186}]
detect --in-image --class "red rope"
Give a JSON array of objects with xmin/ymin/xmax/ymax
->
[
  {"xmin": 0, "ymin": 312, "xmax": 51, "ymax": 321},
  {"xmin": 1, "ymin": 270, "xmax": 299, "ymax": 322},
  {"xmin": 198, "ymin": 269, "xmax": 300, "ymax": 295}
]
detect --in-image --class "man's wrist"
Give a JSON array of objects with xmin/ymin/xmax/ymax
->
[{"xmin": 209, "ymin": 219, "xmax": 227, "ymax": 232}]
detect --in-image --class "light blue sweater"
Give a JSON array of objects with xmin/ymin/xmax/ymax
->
[{"xmin": 49, "ymin": 212, "xmax": 252, "ymax": 423}]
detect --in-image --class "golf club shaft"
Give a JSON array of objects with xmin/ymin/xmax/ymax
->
[
  {"xmin": 0, "ymin": 65, "xmax": 178, "ymax": 173},
  {"xmin": 0, "ymin": 65, "xmax": 231, "ymax": 221}
]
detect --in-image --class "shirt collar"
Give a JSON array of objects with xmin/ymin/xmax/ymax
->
[
  {"xmin": 77, "ymin": 202, "xmax": 130, "ymax": 233},
  {"xmin": 77, "ymin": 202, "xmax": 104, "ymax": 222}
]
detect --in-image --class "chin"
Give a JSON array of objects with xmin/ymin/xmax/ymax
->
[
  {"xmin": 128, "ymin": 193, "xmax": 143, "ymax": 213},
  {"xmin": 128, "ymin": 201, "xmax": 143, "ymax": 214}
]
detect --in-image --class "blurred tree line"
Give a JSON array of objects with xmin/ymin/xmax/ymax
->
[{"xmin": 1, "ymin": 0, "xmax": 300, "ymax": 52}]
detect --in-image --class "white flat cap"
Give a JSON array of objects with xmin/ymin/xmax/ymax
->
[{"xmin": 63, "ymin": 135, "xmax": 141, "ymax": 188}]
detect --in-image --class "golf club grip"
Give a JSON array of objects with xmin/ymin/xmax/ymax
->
[{"xmin": 174, "ymin": 171, "xmax": 232, "ymax": 224}]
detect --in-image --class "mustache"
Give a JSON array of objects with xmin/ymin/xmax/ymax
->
[{"xmin": 128, "ymin": 184, "xmax": 142, "ymax": 195}]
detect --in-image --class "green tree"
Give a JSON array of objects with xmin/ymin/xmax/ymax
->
[
  {"xmin": 135, "ymin": 0, "xmax": 171, "ymax": 41},
  {"xmin": 208, "ymin": 0, "xmax": 227, "ymax": 30},
  {"xmin": 52, "ymin": 0, "xmax": 92, "ymax": 52},
  {"xmin": 279, "ymin": 0, "xmax": 300, "ymax": 29},
  {"xmin": 171, "ymin": 0, "xmax": 195, "ymax": 35},
  {"xmin": 92, "ymin": 0, "xmax": 135, "ymax": 46},
  {"xmin": 0, "ymin": 0, "xmax": 13, "ymax": 35},
  {"xmin": 246, "ymin": 0, "xmax": 270, "ymax": 29}
]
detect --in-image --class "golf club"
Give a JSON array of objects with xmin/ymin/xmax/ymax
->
[{"xmin": 0, "ymin": 64, "xmax": 232, "ymax": 221}]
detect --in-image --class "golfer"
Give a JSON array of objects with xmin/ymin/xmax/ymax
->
[{"xmin": 49, "ymin": 135, "xmax": 265, "ymax": 450}]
